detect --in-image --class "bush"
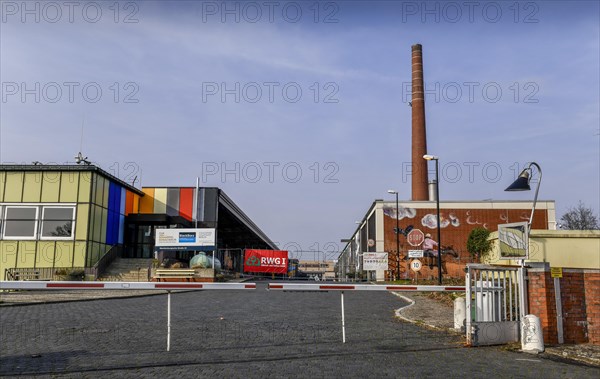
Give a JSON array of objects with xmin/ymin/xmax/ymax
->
[
  {"xmin": 67, "ymin": 269, "xmax": 85, "ymax": 281},
  {"xmin": 467, "ymin": 228, "xmax": 493, "ymax": 260}
]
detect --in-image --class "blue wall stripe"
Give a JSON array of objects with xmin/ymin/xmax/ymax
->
[{"xmin": 106, "ymin": 183, "xmax": 122, "ymax": 245}]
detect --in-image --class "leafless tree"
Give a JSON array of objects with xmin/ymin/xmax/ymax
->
[{"xmin": 560, "ymin": 201, "xmax": 599, "ymax": 230}]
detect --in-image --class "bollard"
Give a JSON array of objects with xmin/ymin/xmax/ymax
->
[
  {"xmin": 454, "ymin": 297, "xmax": 466, "ymax": 331},
  {"xmin": 521, "ymin": 314, "xmax": 544, "ymax": 353}
]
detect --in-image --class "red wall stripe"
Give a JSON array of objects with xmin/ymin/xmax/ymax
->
[{"xmin": 179, "ymin": 188, "xmax": 194, "ymax": 221}]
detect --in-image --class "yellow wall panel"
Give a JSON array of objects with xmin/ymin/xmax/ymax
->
[
  {"xmin": 60, "ymin": 172, "xmax": 79, "ymax": 202},
  {"xmin": 78, "ymin": 172, "xmax": 92, "ymax": 202},
  {"xmin": 73, "ymin": 242, "xmax": 86, "ymax": 267},
  {"xmin": 0, "ymin": 172, "xmax": 5, "ymax": 201},
  {"xmin": 93, "ymin": 205, "xmax": 102, "ymax": 242},
  {"xmin": 103, "ymin": 178, "xmax": 109, "ymax": 208},
  {"xmin": 41, "ymin": 172, "xmax": 60, "ymax": 202},
  {"xmin": 153, "ymin": 188, "xmax": 167, "ymax": 214},
  {"xmin": 75, "ymin": 204, "xmax": 89, "ymax": 240},
  {"xmin": 4, "ymin": 172, "xmax": 24, "ymax": 202},
  {"xmin": 89, "ymin": 242, "xmax": 100, "ymax": 266},
  {"xmin": 0, "ymin": 241, "xmax": 18, "ymax": 277},
  {"xmin": 55, "ymin": 242, "xmax": 74, "ymax": 267},
  {"xmin": 100, "ymin": 207, "xmax": 107, "ymax": 243},
  {"xmin": 16, "ymin": 241, "xmax": 37, "ymax": 268},
  {"xmin": 35, "ymin": 241, "xmax": 56, "ymax": 268},
  {"xmin": 22, "ymin": 172, "xmax": 42, "ymax": 202},
  {"xmin": 94, "ymin": 175, "xmax": 104, "ymax": 205},
  {"xmin": 140, "ymin": 188, "xmax": 155, "ymax": 213}
]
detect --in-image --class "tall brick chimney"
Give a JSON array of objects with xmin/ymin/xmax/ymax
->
[{"xmin": 411, "ymin": 44, "xmax": 429, "ymax": 201}]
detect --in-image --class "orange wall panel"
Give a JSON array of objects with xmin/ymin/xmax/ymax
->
[
  {"xmin": 139, "ymin": 188, "xmax": 155, "ymax": 213},
  {"xmin": 125, "ymin": 191, "xmax": 134, "ymax": 215},
  {"xmin": 133, "ymin": 194, "xmax": 140, "ymax": 213}
]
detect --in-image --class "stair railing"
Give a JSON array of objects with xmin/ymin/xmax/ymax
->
[{"xmin": 92, "ymin": 245, "xmax": 123, "ymax": 280}]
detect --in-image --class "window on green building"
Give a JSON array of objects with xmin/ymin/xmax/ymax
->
[
  {"xmin": 41, "ymin": 207, "xmax": 75, "ymax": 239},
  {"xmin": 3, "ymin": 206, "xmax": 38, "ymax": 239}
]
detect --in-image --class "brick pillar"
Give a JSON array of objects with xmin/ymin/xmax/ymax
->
[
  {"xmin": 584, "ymin": 272, "xmax": 600, "ymax": 344},
  {"xmin": 561, "ymin": 271, "xmax": 588, "ymax": 344},
  {"xmin": 528, "ymin": 266, "xmax": 599, "ymax": 345},
  {"xmin": 527, "ymin": 269, "xmax": 558, "ymax": 344}
]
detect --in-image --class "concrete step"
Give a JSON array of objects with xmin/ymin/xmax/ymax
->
[{"xmin": 100, "ymin": 258, "xmax": 153, "ymax": 281}]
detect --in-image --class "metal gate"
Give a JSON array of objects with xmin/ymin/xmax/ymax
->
[{"xmin": 465, "ymin": 264, "xmax": 523, "ymax": 346}]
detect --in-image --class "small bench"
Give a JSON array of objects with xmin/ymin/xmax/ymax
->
[
  {"xmin": 14, "ymin": 271, "xmax": 41, "ymax": 280},
  {"xmin": 154, "ymin": 269, "xmax": 196, "ymax": 278}
]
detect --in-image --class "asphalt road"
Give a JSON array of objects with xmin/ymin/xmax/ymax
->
[{"xmin": 0, "ymin": 282, "xmax": 598, "ymax": 378}]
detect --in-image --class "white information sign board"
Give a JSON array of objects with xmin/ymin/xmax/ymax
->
[
  {"xmin": 155, "ymin": 228, "xmax": 216, "ymax": 251},
  {"xmin": 362, "ymin": 252, "xmax": 388, "ymax": 271},
  {"xmin": 408, "ymin": 250, "xmax": 424, "ymax": 258}
]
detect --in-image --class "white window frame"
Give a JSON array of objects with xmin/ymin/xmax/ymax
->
[
  {"xmin": 40, "ymin": 206, "xmax": 76, "ymax": 241},
  {"xmin": 2, "ymin": 206, "xmax": 39, "ymax": 240}
]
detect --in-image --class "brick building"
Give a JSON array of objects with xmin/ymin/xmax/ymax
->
[{"xmin": 337, "ymin": 199, "xmax": 556, "ymax": 280}]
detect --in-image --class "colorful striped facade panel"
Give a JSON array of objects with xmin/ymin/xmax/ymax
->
[
  {"xmin": 179, "ymin": 188, "xmax": 194, "ymax": 221},
  {"xmin": 140, "ymin": 188, "xmax": 155, "ymax": 213},
  {"xmin": 139, "ymin": 187, "xmax": 196, "ymax": 221}
]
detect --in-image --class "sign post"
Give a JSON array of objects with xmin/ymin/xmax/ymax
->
[
  {"xmin": 410, "ymin": 259, "xmax": 422, "ymax": 284},
  {"xmin": 551, "ymin": 267, "xmax": 564, "ymax": 344},
  {"xmin": 406, "ymin": 230, "xmax": 425, "ymax": 281}
]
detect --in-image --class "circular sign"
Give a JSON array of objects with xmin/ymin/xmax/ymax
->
[
  {"xmin": 407, "ymin": 229, "xmax": 425, "ymax": 247},
  {"xmin": 410, "ymin": 259, "xmax": 422, "ymax": 272},
  {"xmin": 367, "ymin": 239, "xmax": 375, "ymax": 247}
]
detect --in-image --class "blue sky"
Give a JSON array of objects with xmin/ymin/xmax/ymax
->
[{"xmin": 1, "ymin": 1, "xmax": 599, "ymax": 260}]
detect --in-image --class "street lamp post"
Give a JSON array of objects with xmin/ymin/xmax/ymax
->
[
  {"xmin": 504, "ymin": 162, "xmax": 543, "ymax": 324},
  {"xmin": 423, "ymin": 155, "xmax": 442, "ymax": 285},
  {"xmin": 387, "ymin": 190, "xmax": 401, "ymax": 280}
]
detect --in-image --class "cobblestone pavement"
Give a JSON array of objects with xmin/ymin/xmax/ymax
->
[{"xmin": 1, "ymin": 283, "xmax": 598, "ymax": 378}]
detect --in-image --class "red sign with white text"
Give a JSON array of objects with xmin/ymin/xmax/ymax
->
[
  {"xmin": 244, "ymin": 250, "xmax": 289, "ymax": 274},
  {"xmin": 407, "ymin": 229, "xmax": 425, "ymax": 247}
]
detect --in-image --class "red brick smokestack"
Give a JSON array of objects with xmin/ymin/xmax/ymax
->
[{"xmin": 411, "ymin": 44, "xmax": 428, "ymax": 201}]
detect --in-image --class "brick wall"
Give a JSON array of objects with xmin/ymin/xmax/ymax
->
[
  {"xmin": 383, "ymin": 208, "xmax": 549, "ymax": 279},
  {"xmin": 528, "ymin": 264, "xmax": 600, "ymax": 345},
  {"xmin": 584, "ymin": 273, "xmax": 600, "ymax": 344}
]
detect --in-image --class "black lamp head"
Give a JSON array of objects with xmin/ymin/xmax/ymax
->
[{"xmin": 505, "ymin": 169, "xmax": 531, "ymax": 191}]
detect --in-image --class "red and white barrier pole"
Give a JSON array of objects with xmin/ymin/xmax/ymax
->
[
  {"xmin": 1, "ymin": 281, "xmax": 257, "ymax": 351},
  {"xmin": 0, "ymin": 281, "xmax": 257, "ymax": 291},
  {"xmin": 268, "ymin": 282, "xmax": 466, "ymax": 343},
  {"xmin": 268, "ymin": 283, "xmax": 465, "ymax": 292}
]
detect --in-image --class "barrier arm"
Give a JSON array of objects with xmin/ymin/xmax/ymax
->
[
  {"xmin": 268, "ymin": 283, "xmax": 466, "ymax": 343},
  {"xmin": 1, "ymin": 281, "xmax": 257, "ymax": 351}
]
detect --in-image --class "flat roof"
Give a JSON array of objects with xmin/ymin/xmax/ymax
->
[{"xmin": 0, "ymin": 164, "xmax": 145, "ymax": 196}]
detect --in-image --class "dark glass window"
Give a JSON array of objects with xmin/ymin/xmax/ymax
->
[
  {"xmin": 4, "ymin": 207, "xmax": 37, "ymax": 238},
  {"xmin": 41, "ymin": 207, "xmax": 74, "ymax": 238}
]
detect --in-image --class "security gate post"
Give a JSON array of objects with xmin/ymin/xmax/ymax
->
[{"xmin": 465, "ymin": 268, "xmax": 472, "ymax": 345}]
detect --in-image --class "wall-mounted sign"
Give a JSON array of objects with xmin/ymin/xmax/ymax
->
[
  {"xmin": 551, "ymin": 267, "xmax": 563, "ymax": 278},
  {"xmin": 244, "ymin": 249, "xmax": 288, "ymax": 274},
  {"xmin": 155, "ymin": 228, "xmax": 216, "ymax": 251},
  {"xmin": 408, "ymin": 250, "xmax": 424, "ymax": 258},
  {"xmin": 363, "ymin": 252, "xmax": 388, "ymax": 271},
  {"xmin": 498, "ymin": 222, "xmax": 529, "ymax": 260}
]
